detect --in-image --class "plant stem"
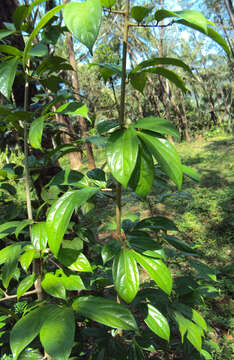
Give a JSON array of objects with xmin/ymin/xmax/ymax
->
[
  {"xmin": 0, "ymin": 290, "xmax": 37, "ymax": 302},
  {"xmin": 115, "ymin": 0, "xmax": 130, "ymax": 238},
  {"xmin": 24, "ymin": 64, "xmax": 33, "ymax": 221}
]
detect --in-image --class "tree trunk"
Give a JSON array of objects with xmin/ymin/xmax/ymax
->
[
  {"xmin": 64, "ymin": 0, "xmax": 96, "ymax": 170},
  {"xmin": 224, "ymin": 0, "xmax": 234, "ymax": 26}
]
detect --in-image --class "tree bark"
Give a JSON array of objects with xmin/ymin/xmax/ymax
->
[
  {"xmin": 224, "ymin": 0, "xmax": 234, "ymax": 26},
  {"xmin": 64, "ymin": 0, "xmax": 96, "ymax": 170}
]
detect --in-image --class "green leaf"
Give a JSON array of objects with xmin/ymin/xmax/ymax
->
[
  {"xmin": 163, "ymin": 235, "xmax": 197, "ymax": 254},
  {"xmin": 0, "ymin": 45, "xmax": 22, "ymax": 56},
  {"xmin": 17, "ymin": 274, "xmax": 36, "ymax": 300},
  {"xmin": 155, "ymin": 9, "xmax": 209, "ymax": 33},
  {"xmin": 90, "ymin": 63, "xmax": 122, "ymax": 78},
  {"xmin": 63, "ymin": 0, "xmax": 102, "ymax": 54},
  {"xmin": 58, "ymin": 249, "xmax": 92, "ymax": 272},
  {"xmin": 56, "ymin": 102, "xmax": 89, "ymax": 120},
  {"xmin": 128, "ymin": 232, "xmax": 165, "ymax": 259},
  {"xmin": 19, "ymin": 250, "xmax": 36, "ymax": 272},
  {"xmin": 0, "ymin": 221, "xmax": 21, "ymax": 239},
  {"xmin": 97, "ymin": 120, "xmax": 119, "ymax": 135},
  {"xmin": 60, "ymin": 273, "xmax": 86, "ymax": 291},
  {"xmin": 15, "ymin": 219, "xmax": 33, "ymax": 239},
  {"xmin": 154, "ymin": 9, "xmax": 229, "ymax": 55},
  {"xmin": 144, "ymin": 303, "xmax": 170, "ymax": 341},
  {"xmin": 0, "ymin": 57, "xmax": 19, "ymax": 99},
  {"xmin": 132, "ymin": 251, "xmax": 172, "ymax": 295},
  {"xmin": 48, "ymin": 170, "xmax": 87, "ymax": 188},
  {"xmin": 18, "ymin": 348, "xmax": 42, "ymax": 360},
  {"xmin": 0, "ymin": 243, "xmax": 22, "ymax": 265},
  {"xmin": 31, "ymin": 222, "xmax": 48, "ymax": 250},
  {"xmin": 100, "ymin": 0, "xmax": 116, "ymax": 8},
  {"xmin": 130, "ymin": 71, "xmax": 147, "ymax": 93},
  {"xmin": 129, "ymin": 143, "xmax": 154, "ymax": 198},
  {"xmin": 87, "ymin": 168, "xmax": 106, "ymax": 187},
  {"xmin": 131, "ymin": 57, "xmax": 192, "ymax": 75},
  {"xmin": 46, "ymin": 187, "xmax": 98, "ymax": 256},
  {"xmin": 29, "ymin": 116, "xmax": 45, "ymax": 151},
  {"xmin": 138, "ymin": 132, "xmax": 183, "ymax": 190},
  {"xmin": 135, "ymin": 216, "xmax": 178, "ymax": 232},
  {"xmin": 106, "ymin": 128, "xmax": 139, "ymax": 188},
  {"xmin": 131, "ymin": 6, "xmax": 153, "ymax": 23},
  {"xmin": 174, "ymin": 311, "xmax": 203, "ymax": 352},
  {"xmin": 40, "ymin": 306, "xmax": 75, "ymax": 360},
  {"xmin": 101, "ymin": 239, "xmax": 121, "ymax": 264},
  {"xmin": 23, "ymin": 4, "xmax": 65, "ymax": 67},
  {"xmin": 10, "ymin": 305, "xmax": 52, "ymax": 359},
  {"xmin": 73, "ymin": 296, "xmax": 138, "ymax": 331},
  {"xmin": 2, "ymin": 244, "xmax": 21, "ymax": 288},
  {"xmin": 0, "ymin": 29, "xmax": 16, "ymax": 40},
  {"xmin": 147, "ymin": 67, "xmax": 187, "ymax": 93},
  {"xmin": 28, "ymin": 43, "xmax": 48, "ymax": 57},
  {"xmin": 182, "ymin": 165, "xmax": 201, "ymax": 182},
  {"xmin": 112, "ymin": 249, "xmax": 139, "ymax": 303},
  {"xmin": 134, "ymin": 117, "xmax": 180, "ymax": 139},
  {"xmin": 41, "ymin": 273, "xmax": 66, "ymax": 300},
  {"xmin": 13, "ymin": 5, "xmax": 29, "ymax": 30}
]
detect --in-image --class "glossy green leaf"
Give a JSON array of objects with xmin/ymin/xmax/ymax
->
[
  {"xmin": 0, "ymin": 57, "xmax": 19, "ymax": 99},
  {"xmin": 131, "ymin": 6, "xmax": 153, "ymax": 23},
  {"xmin": 182, "ymin": 165, "xmax": 201, "ymax": 182},
  {"xmin": 28, "ymin": 43, "xmax": 48, "ymax": 57},
  {"xmin": 17, "ymin": 274, "xmax": 36, "ymax": 300},
  {"xmin": 0, "ymin": 45, "xmax": 22, "ymax": 56},
  {"xmin": 46, "ymin": 187, "xmax": 98, "ymax": 256},
  {"xmin": 138, "ymin": 131, "xmax": 183, "ymax": 189},
  {"xmin": 131, "ymin": 57, "xmax": 192, "ymax": 74},
  {"xmin": 132, "ymin": 251, "xmax": 172, "ymax": 295},
  {"xmin": 10, "ymin": 305, "xmax": 51, "ymax": 360},
  {"xmin": 106, "ymin": 128, "xmax": 139, "ymax": 188},
  {"xmin": 2, "ymin": 245, "xmax": 21, "ymax": 288},
  {"xmin": 100, "ymin": 0, "xmax": 116, "ymax": 8},
  {"xmin": 134, "ymin": 117, "xmax": 180, "ymax": 139},
  {"xmin": 19, "ymin": 250, "xmax": 36, "ymax": 272},
  {"xmin": 73, "ymin": 296, "xmax": 138, "ymax": 331},
  {"xmin": 155, "ymin": 9, "xmax": 209, "ymax": 33},
  {"xmin": 60, "ymin": 273, "xmax": 86, "ymax": 291},
  {"xmin": 41, "ymin": 273, "xmax": 66, "ymax": 299},
  {"xmin": 56, "ymin": 102, "xmax": 89, "ymax": 120},
  {"xmin": 18, "ymin": 348, "xmax": 42, "ymax": 360},
  {"xmin": 148, "ymin": 67, "xmax": 187, "ymax": 93},
  {"xmin": 31, "ymin": 222, "xmax": 48, "ymax": 250},
  {"xmin": 112, "ymin": 249, "xmax": 139, "ymax": 303},
  {"xmin": 58, "ymin": 248, "xmax": 92, "ymax": 272},
  {"xmin": 144, "ymin": 303, "xmax": 170, "ymax": 341},
  {"xmin": 13, "ymin": 5, "xmax": 29, "ymax": 30},
  {"xmin": 135, "ymin": 216, "xmax": 178, "ymax": 232},
  {"xmin": 130, "ymin": 71, "xmax": 147, "ymax": 93},
  {"xmin": 129, "ymin": 143, "xmax": 154, "ymax": 198},
  {"xmin": 90, "ymin": 63, "xmax": 122, "ymax": 77},
  {"xmin": 163, "ymin": 235, "xmax": 197, "ymax": 254},
  {"xmin": 29, "ymin": 116, "xmax": 45, "ymax": 151},
  {"xmin": 189, "ymin": 259, "xmax": 217, "ymax": 281},
  {"xmin": 23, "ymin": 4, "xmax": 65, "ymax": 67},
  {"xmin": 128, "ymin": 232, "xmax": 165, "ymax": 259},
  {"xmin": 40, "ymin": 306, "xmax": 75, "ymax": 360},
  {"xmin": 192, "ymin": 309, "xmax": 207, "ymax": 332},
  {"xmin": 63, "ymin": 0, "xmax": 102, "ymax": 54},
  {"xmin": 97, "ymin": 120, "xmax": 119, "ymax": 135},
  {"xmin": 101, "ymin": 239, "xmax": 121, "ymax": 264}
]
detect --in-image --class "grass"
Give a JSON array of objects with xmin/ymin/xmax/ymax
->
[{"xmin": 0, "ymin": 135, "xmax": 233, "ymax": 359}]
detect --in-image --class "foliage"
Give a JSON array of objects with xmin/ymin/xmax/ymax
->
[{"xmin": 0, "ymin": 0, "xmax": 231, "ymax": 359}]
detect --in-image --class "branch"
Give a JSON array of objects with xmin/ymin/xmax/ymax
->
[{"xmin": 0, "ymin": 290, "xmax": 37, "ymax": 302}]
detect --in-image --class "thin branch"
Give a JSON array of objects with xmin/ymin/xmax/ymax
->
[
  {"xmin": 0, "ymin": 290, "xmax": 37, "ymax": 302},
  {"xmin": 128, "ymin": 20, "xmax": 175, "ymax": 28}
]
